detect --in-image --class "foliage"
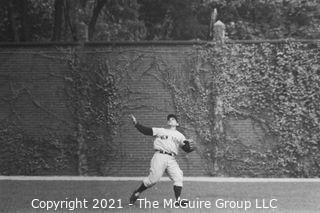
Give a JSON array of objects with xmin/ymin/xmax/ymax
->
[
  {"xmin": 0, "ymin": 0, "xmax": 54, "ymax": 41},
  {"xmin": 0, "ymin": 120, "xmax": 77, "ymax": 175},
  {"xmin": 1, "ymin": 0, "xmax": 319, "ymax": 41},
  {"xmin": 160, "ymin": 41, "xmax": 320, "ymax": 177},
  {"xmin": 200, "ymin": 0, "xmax": 320, "ymax": 39},
  {"xmin": 61, "ymin": 48, "xmax": 124, "ymax": 175},
  {"xmin": 0, "ymin": 47, "xmax": 124, "ymax": 175},
  {"xmin": 139, "ymin": 0, "xmax": 320, "ymax": 40},
  {"xmin": 96, "ymin": 0, "xmax": 147, "ymax": 41},
  {"xmin": 0, "ymin": 40, "xmax": 319, "ymax": 177},
  {"xmin": 138, "ymin": 0, "xmax": 209, "ymax": 40}
]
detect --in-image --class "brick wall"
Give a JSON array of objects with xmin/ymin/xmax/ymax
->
[{"xmin": 0, "ymin": 42, "xmax": 268, "ymax": 176}]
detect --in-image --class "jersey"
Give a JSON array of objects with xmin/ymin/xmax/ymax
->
[{"xmin": 152, "ymin": 128, "xmax": 186, "ymax": 155}]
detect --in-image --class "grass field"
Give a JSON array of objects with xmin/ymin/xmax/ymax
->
[{"xmin": 1, "ymin": 177, "xmax": 320, "ymax": 213}]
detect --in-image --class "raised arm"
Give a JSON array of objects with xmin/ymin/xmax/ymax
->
[{"xmin": 129, "ymin": 114, "xmax": 153, "ymax": 136}]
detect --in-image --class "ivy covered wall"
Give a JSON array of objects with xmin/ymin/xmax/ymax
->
[
  {"xmin": 0, "ymin": 41, "xmax": 319, "ymax": 177},
  {"xmin": 162, "ymin": 41, "xmax": 320, "ymax": 177}
]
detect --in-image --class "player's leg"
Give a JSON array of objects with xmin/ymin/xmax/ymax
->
[
  {"xmin": 129, "ymin": 182, "xmax": 147, "ymax": 205},
  {"xmin": 166, "ymin": 157, "xmax": 184, "ymax": 200},
  {"xmin": 130, "ymin": 152, "xmax": 166, "ymax": 204}
]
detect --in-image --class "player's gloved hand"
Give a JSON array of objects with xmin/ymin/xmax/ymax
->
[
  {"xmin": 129, "ymin": 114, "xmax": 138, "ymax": 125},
  {"xmin": 181, "ymin": 139, "xmax": 196, "ymax": 153}
]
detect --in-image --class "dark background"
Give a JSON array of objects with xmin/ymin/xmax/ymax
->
[{"xmin": 0, "ymin": 0, "xmax": 319, "ymax": 42}]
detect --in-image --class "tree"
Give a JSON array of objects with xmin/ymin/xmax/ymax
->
[
  {"xmin": 88, "ymin": 0, "xmax": 108, "ymax": 41},
  {"xmin": 52, "ymin": 0, "xmax": 63, "ymax": 41},
  {"xmin": 0, "ymin": 0, "xmax": 54, "ymax": 42},
  {"xmin": 51, "ymin": 0, "xmax": 146, "ymax": 41},
  {"xmin": 0, "ymin": 0, "xmax": 319, "ymax": 41},
  {"xmin": 139, "ymin": 0, "xmax": 208, "ymax": 40},
  {"xmin": 138, "ymin": 0, "xmax": 320, "ymax": 40},
  {"xmin": 51, "ymin": 0, "xmax": 80, "ymax": 41},
  {"xmin": 91, "ymin": 0, "xmax": 146, "ymax": 41}
]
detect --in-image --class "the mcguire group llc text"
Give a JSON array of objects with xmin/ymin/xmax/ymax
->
[{"xmin": 137, "ymin": 197, "xmax": 278, "ymax": 210}]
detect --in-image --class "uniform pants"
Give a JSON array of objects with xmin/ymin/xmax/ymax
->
[{"xmin": 143, "ymin": 152, "xmax": 183, "ymax": 187}]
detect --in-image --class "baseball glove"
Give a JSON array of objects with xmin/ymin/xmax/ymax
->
[{"xmin": 181, "ymin": 140, "xmax": 196, "ymax": 153}]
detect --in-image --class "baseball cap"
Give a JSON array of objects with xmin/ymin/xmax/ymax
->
[{"xmin": 167, "ymin": 114, "xmax": 178, "ymax": 121}]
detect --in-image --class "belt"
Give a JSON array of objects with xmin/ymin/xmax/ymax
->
[{"xmin": 156, "ymin": 150, "xmax": 176, "ymax": 157}]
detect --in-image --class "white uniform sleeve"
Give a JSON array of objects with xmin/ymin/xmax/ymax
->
[{"xmin": 152, "ymin": 128, "xmax": 164, "ymax": 137}]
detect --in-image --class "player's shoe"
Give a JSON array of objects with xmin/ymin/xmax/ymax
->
[{"xmin": 129, "ymin": 191, "xmax": 140, "ymax": 205}]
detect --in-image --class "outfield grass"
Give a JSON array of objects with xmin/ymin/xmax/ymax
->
[{"xmin": 1, "ymin": 178, "xmax": 319, "ymax": 213}]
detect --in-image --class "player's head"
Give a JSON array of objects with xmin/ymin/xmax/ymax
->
[{"xmin": 167, "ymin": 114, "xmax": 179, "ymax": 127}]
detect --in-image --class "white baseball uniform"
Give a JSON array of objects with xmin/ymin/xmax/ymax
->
[{"xmin": 143, "ymin": 127, "xmax": 186, "ymax": 187}]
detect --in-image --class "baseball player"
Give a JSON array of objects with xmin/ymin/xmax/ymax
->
[{"xmin": 129, "ymin": 114, "xmax": 195, "ymax": 207}]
